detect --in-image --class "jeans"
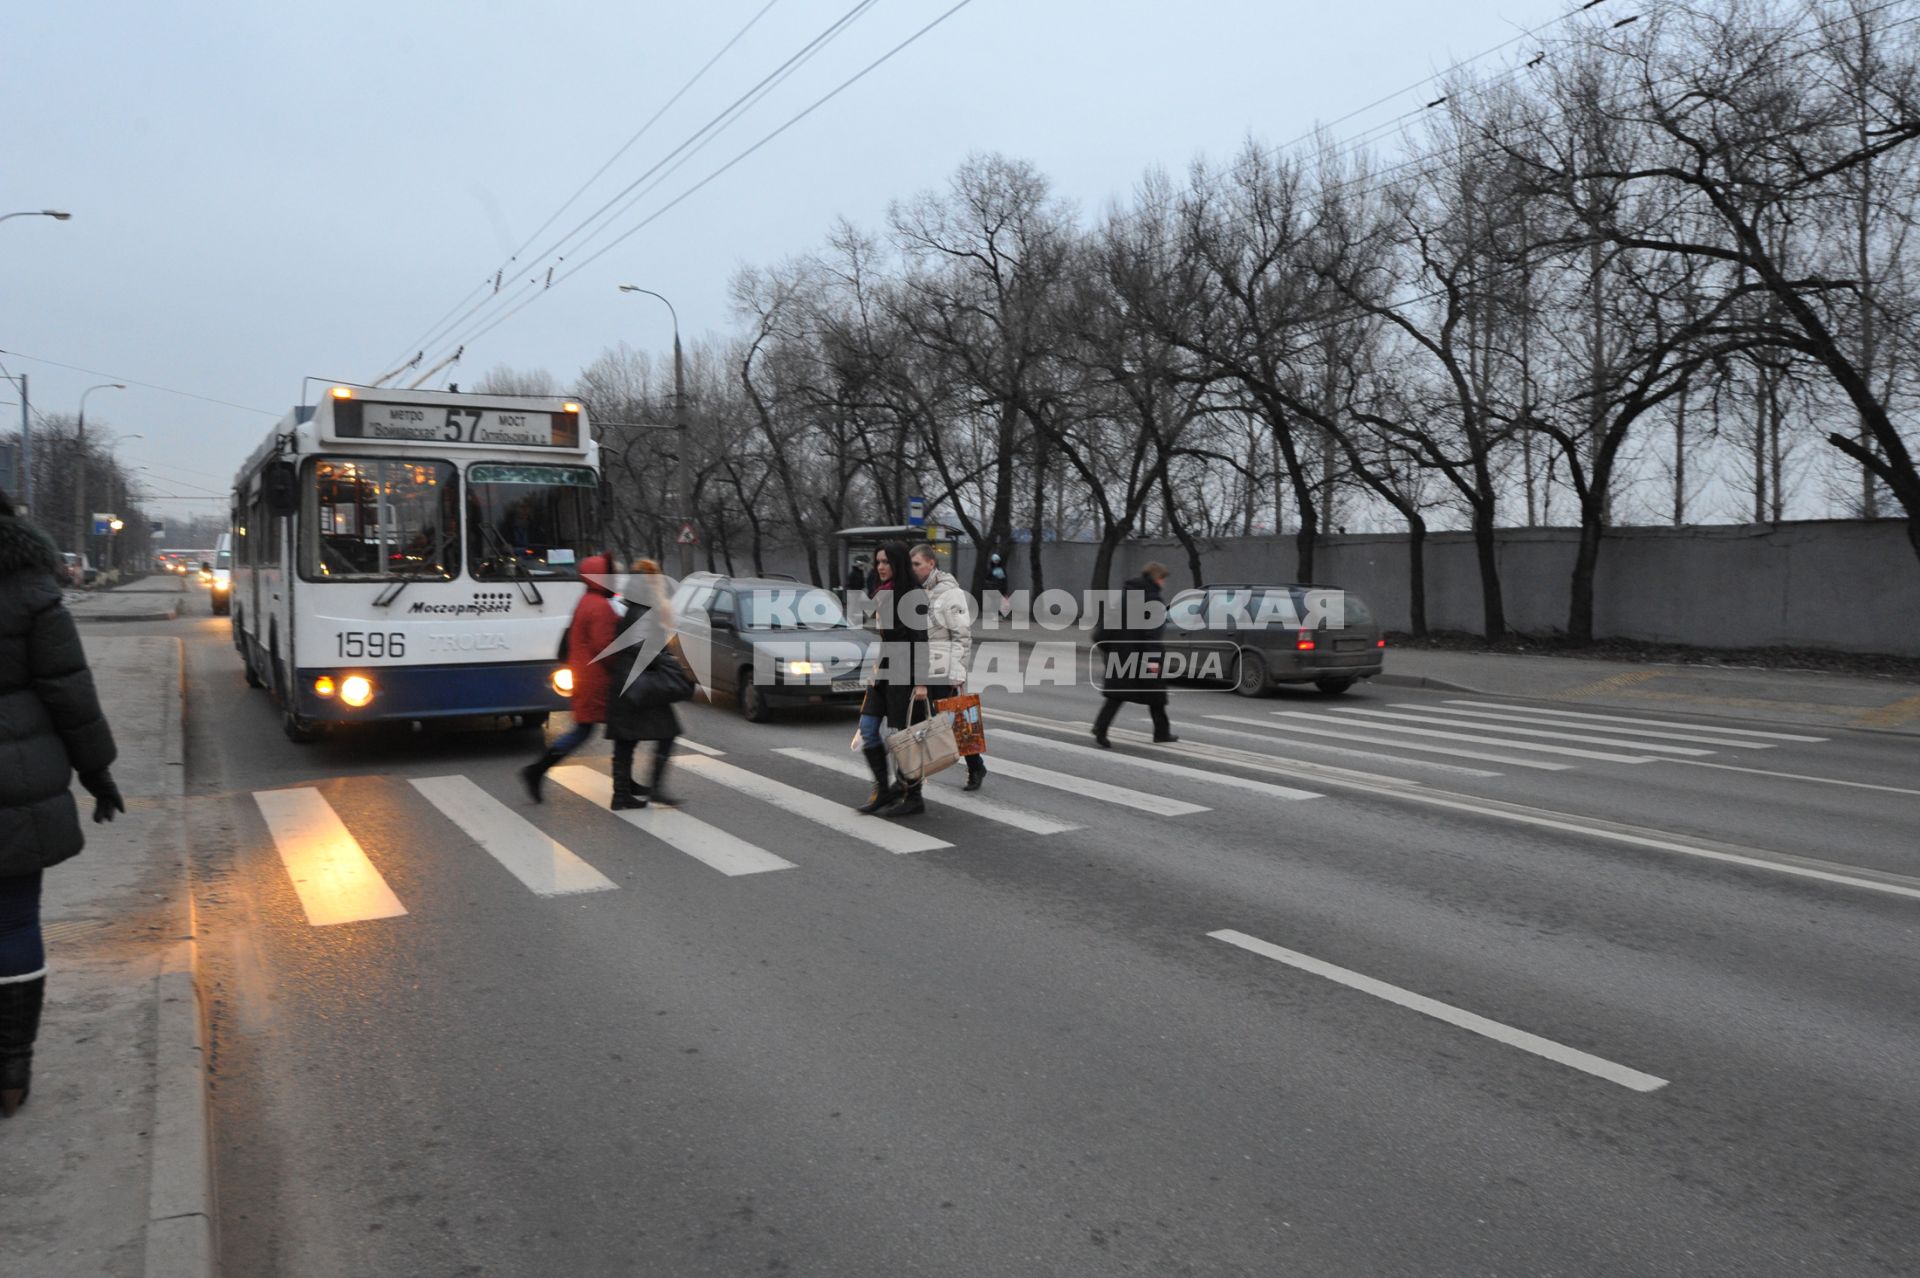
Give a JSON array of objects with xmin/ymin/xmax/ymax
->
[
  {"xmin": 547, "ymin": 721, "xmax": 595, "ymax": 759},
  {"xmin": 0, "ymin": 872, "xmax": 45, "ymax": 981},
  {"xmin": 858, "ymin": 713, "xmax": 886, "ymax": 751}
]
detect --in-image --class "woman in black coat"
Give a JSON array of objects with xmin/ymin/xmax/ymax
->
[
  {"xmin": 602, "ymin": 559, "xmax": 683, "ymax": 810},
  {"xmin": 851, "ymin": 541, "xmax": 915, "ymax": 814},
  {"xmin": 0, "ymin": 490, "xmax": 123, "ymax": 1116},
  {"xmin": 1092, "ymin": 561, "xmax": 1178, "ymax": 748}
]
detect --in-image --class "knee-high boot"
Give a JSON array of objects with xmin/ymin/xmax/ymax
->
[
  {"xmin": 645, "ymin": 742, "xmax": 680, "ymax": 808},
  {"xmin": 855, "ymin": 746, "xmax": 898, "ymax": 814},
  {"xmin": 0, "ymin": 975, "xmax": 46, "ymax": 1118}
]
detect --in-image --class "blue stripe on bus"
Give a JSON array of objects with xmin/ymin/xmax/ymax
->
[{"xmin": 294, "ymin": 661, "xmax": 568, "ymax": 721}]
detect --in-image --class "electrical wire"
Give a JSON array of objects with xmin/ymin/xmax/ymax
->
[
  {"xmin": 0, "ymin": 350, "xmax": 280, "ymax": 416},
  {"xmin": 392, "ymin": 0, "xmax": 883, "ymax": 374}
]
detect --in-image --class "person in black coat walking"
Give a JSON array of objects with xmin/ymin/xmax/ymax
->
[
  {"xmin": 852, "ymin": 542, "xmax": 914, "ymax": 814},
  {"xmin": 0, "ymin": 490, "xmax": 124, "ymax": 1116},
  {"xmin": 1092, "ymin": 561, "xmax": 1178, "ymax": 748},
  {"xmin": 602, "ymin": 559, "xmax": 684, "ymax": 810}
]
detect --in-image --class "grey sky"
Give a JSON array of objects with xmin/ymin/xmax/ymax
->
[{"xmin": 5, "ymin": 0, "xmax": 1565, "ymax": 519}]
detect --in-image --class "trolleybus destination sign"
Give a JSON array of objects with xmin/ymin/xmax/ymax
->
[{"xmin": 329, "ymin": 399, "xmax": 582, "ymax": 450}]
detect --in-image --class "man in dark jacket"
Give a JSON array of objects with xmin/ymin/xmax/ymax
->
[
  {"xmin": 0, "ymin": 490, "xmax": 123, "ymax": 1116},
  {"xmin": 1092, "ymin": 561, "xmax": 1178, "ymax": 748}
]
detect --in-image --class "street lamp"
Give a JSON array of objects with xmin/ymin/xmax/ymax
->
[
  {"xmin": 0, "ymin": 209, "xmax": 72, "ymax": 225},
  {"xmin": 616, "ymin": 284, "xmax": 693, "ymax": 574},
  {"xmin": 73, "ymin": 383, "xmax": 127, "ymax": 560}
]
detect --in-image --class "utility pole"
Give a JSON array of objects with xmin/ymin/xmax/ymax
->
[{"xmin": 14, "ymin": 373, "xmax": 26, "ymax": 513}]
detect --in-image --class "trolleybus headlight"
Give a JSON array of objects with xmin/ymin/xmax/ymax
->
[
  {"xmin": 551, "ymin": 667, "xmax": 574, "ymax": 695},
  {"xmin": 313, "ymin": 675, "xmax": 336, "ymax": 698},
  {"xmin": 339, "ymin": 675, "xmax": 375, "ymax": 708}
]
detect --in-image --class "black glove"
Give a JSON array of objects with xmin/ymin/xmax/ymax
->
[{"xmin": 80, "ymin": 770, "xmax": 126, "ymax": 824}]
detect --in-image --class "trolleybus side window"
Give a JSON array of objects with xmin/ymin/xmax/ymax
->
[
  {"xmin": 466, "ymin": 463, "xmax": 597, "ymax": 581},
  {"xmin": 300, "ymin": 457, "xmax": 460, "ymax": 580}
]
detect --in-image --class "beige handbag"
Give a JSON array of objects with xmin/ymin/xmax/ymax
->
[{"xmin": 885, "ymin": 698, "xmax": 961, "ymax": 781}]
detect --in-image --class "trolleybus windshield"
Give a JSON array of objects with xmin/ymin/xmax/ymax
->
[
  {"xmin": 465, "ymin": 463, "xmax": 597, "ymax": 581},
  {"xmin": 302, "ymin": 457, "xmax": 460, "ymax": 580}
]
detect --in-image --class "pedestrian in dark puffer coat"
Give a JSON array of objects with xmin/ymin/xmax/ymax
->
[
  {"xmin": 0, "ymin": 489, "xmax": 124, "ymax": 1117},
  {"xmin": 602, "ymin": 559, "xmax": 683, "ymax": 810}
]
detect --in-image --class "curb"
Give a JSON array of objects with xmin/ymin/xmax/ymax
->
[
  {"xmin": 141, "ymin": 640, "xmax": 215, "ymax": 1278},
  {"xmin": 71, "ymin": 606, "xmax": 180, "ymax": 624},
  {"xmin": 1371, "ymin": 672, "xmax": 1484, "ymax": 695}
]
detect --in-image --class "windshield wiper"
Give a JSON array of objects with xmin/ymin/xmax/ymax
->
[
  {"xmin": 373, "ymin": 534, "xmax": 454, "ymax": 608},
  {"xmin": 479, "ymin": 522, "xmax": 545, "ymax": 606}
]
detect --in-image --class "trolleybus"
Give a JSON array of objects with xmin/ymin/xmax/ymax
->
[{"xmin": 231, "ymin": 382, "xmax": 599, "ymax": 742}]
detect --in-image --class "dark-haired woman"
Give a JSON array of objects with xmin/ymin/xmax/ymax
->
[
  {"xmin": 851, "ymin": 541, "xmax": 915, "ymax": 814},
  {"xmin": 0, "ymin": 490, "xmax": 124, "ymax": 1116}
]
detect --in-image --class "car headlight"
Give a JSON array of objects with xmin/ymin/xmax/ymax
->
[
  {"xmin": 213, "ymin": 580, "xmax": 230, "ymax": 593},
  {"xmin": 784, "ymin": 660, "xmax": 822, "ymax": 676},
  {"xmin": 339, "ymin": 675, "xmax": 375, "ymax": 708}
]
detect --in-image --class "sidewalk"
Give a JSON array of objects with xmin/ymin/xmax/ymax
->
[
  {"xmin": 0, "ymin": 636, "xmax": 212, "ymax": 1277},
  {"xmin": 68, "ymin": 577, "xmax": 183, "ymax": 624},
  {"xmin": 1375, "ymin": 647, "xmax": 1920, "ymax": 736}
]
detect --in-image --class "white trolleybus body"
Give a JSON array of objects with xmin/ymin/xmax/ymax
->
[{"xmin": 232, "ymin": 383, "xmax": 598, "ymax": 742}]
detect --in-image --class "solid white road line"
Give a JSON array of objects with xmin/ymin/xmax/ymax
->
[
  {"xmin": 1444, "ymin": 701, "xmax": 1828, "ymax": 742},
  {"xmin": 983, "ymin": 756, "xmax": 1212, "ymax": 816},
  {"xmin": 1208, "ymin": 929, "xmax": 1669, "ymax": 1093},
  {"xmin": 1128, "ymin": 718, "xmax": 1503, "ymax": 778},
  {"xmin": 773, "ymin": 747, "xmax": 1083, "ymax": 836},
  {"xmin": 548, "ymin": 767, "xmax": 796, "ymax": 876},
  {"xmin": 1400, "ymin": 704, "xmax": 1782, "ymax": 749},
  {"xmin": 1272, "ymin": 711, "xmax": 1654, "ymax": 764},
  {"xmin": 1208, "ymin": 715, "xmax": 1575, "ymax": 771},
  {"xmin": 1332, "ymin": 707, "xmax": 1716, "ymax": 756},
  {"xmin": 411, "ymin": 776, "xmax": 617, "ymax": 896},
  {"xmin": 253, "ymin": 788, "xmax": 408, "ymax": 927},
  {"xmin": 674, "ymin": 755, "xmax": 951, "ymax": 855},
  {"xmin": 674, "ymin": 739, "xmax": 725, "ymax": 757},
  {"xmin": 1669, "ymin": 757, "xmax": 1920, "ymax": 797},
  {"xmin": 992, "ymin": 728, "xmax": 1322, "ymax": 801}
]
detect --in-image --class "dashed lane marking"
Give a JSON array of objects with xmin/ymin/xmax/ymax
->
[{"xmin": 1209, "ymin": 929, "xmax": 1669, "ymax": 1093}]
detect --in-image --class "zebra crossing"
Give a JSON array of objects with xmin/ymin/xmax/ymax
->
[
  {"xmin": 249, "ymin": 732, "xmax": 1314, "ymax": 927},
  {"xmin": 1204, "ymin": 697, "xmax": 1828, "ymax": 774}
]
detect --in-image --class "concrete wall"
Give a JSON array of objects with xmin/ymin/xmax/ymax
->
[{"xmin": 931, "ymin": 520, "xmax": 1920, "ymax": 656}]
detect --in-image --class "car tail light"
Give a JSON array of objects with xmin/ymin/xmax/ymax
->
[
  {"xmin": 1377, "ymin": 638, "xmax": 1387, "ymax": 648},
  {"xmin": 1295, "ymin": 630, "xmax": 1316, "ymax": 651}
]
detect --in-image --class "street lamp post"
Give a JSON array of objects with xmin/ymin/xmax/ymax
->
[
  {"xmin": 616, "ymin": 285, "xmax": 693, "ymax": 575},
  {"xmin": 101, "ymin": 433, "xmax": 143, "ymax": 572},
  {"xmin": 0, "ymin": 210, "xmax": 72, "ymax": 226},
  {"xmin": 72, "ymin": 383, "xmax": 126, "ymax": 559}
]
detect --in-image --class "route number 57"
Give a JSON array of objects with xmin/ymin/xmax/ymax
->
[{"xmin": 442, "ymin": 409, "xmax": 482, "ymax": 441}]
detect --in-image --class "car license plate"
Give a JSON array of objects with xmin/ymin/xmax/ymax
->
[
  {"xmin": 831, "ymin": 679, "xmax": 864, "ymax": 694},
  {"xmin": 1335, "ymin": 638, "xmax": 1368, "ymax": 651}
]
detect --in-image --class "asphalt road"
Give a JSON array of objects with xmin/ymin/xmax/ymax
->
[{"xmin": 147, "ymin": 597, "xmax": 1920, "ymax": 1276}]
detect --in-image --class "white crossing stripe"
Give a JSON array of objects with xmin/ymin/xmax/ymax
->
[
  {"xmin": 253, "ymin": 788, "xmax": 408, "ymax": 927},
  {"xmin": 1208, "ymin": 715, "xmax": 1573, "ymax": 771},
  {"xmin": 411, "ymin": 776, "xmax": 616, "ymax": 896},
  {"xmin": 1331, "ymin": 707, "xmax": 1716, "ymax": 756},
  {"xmin": 1174, "ymin": 718, "xmax": 1502, "ymax": 778},
  {"xmin": 1272, "ymin": 711, "xmax": 1653, "ymax": 764},
  {"xmin": 1209, "ymin": 929, "xmax": 1669, "ymax": 1093},
  {"xmin": 548, "ymin": 767, "xmax": 795, "ymax": 876},
  {"xmin": 1444, "ymin": 700, "xmax": 1828, "ymax": 742},
  {"xmin": 675, "ymin": 739, "xmax": 725, "ymax": 757},
  {"xmin": 674, "ymin": 755, "xmax": 951, "ymax": 855},
  {"xmin": 1405, "ymin": 704, "xmax": 1780, "ymax": 749},
  {"xmin": 992, "ymin": 729, "xmax": 1322, "ymax": 801},
  {"xmin": 983, "ymin": 756, "xmax": 1210, "ymax": 816},
  {"xmin": 773, "ymin": 747, "xmax": 1083, "ymax": 836}
]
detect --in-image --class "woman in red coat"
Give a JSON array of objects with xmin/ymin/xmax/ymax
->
[{"xmin": 520, "ymin": 554, "xmax": 620, "ymax": 802}]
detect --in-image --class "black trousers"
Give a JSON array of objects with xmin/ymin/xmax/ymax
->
[
  {"xmin": 1093, "ymin": 694, "xmax": 1171, "ymax": 739},
  {"xmin": 613, "ymin": 736, "xmax": 676, "ymax": 788}
]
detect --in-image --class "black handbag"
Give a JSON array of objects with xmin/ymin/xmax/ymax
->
[{"xmin": 627, "ymin": 654, "xmax": 694, "ymax": 708}]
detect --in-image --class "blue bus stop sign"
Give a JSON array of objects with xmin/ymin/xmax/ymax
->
[{"xmin": 906, "ymin": 495, "xmax": 925, "ymax": 528}]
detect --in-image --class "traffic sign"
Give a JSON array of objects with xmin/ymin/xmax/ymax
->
[
  {"xmin": 906, "ymin": 495, "xmax": 925, "ymax": 528},
  {"xmin": 92, "ymin": 512, "xmax": 113, "ymax": 536},
  {"xmin": 676, "ymin": 521, "xmax": 698, "ymax": 545}
]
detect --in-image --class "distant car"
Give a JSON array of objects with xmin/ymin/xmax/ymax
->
[
  {"xmin": 1160, "ymin": 583, "xmax": 1385, "ymax": 695},
  {"xmin": 668, "ymin": 573, "xmax": 876, "ymax": 722},
  {"xmin": 60, "ymin": 552, "xmax": 83, "ymax": 587},
  {"xmin": 209, "ymin": 533, "xmax": 232, "ymax": 615}
]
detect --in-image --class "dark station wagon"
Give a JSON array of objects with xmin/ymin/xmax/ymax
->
[{"xmin": 1161, "ymin": 583, "xmax": 1385, "ymax": 695}]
